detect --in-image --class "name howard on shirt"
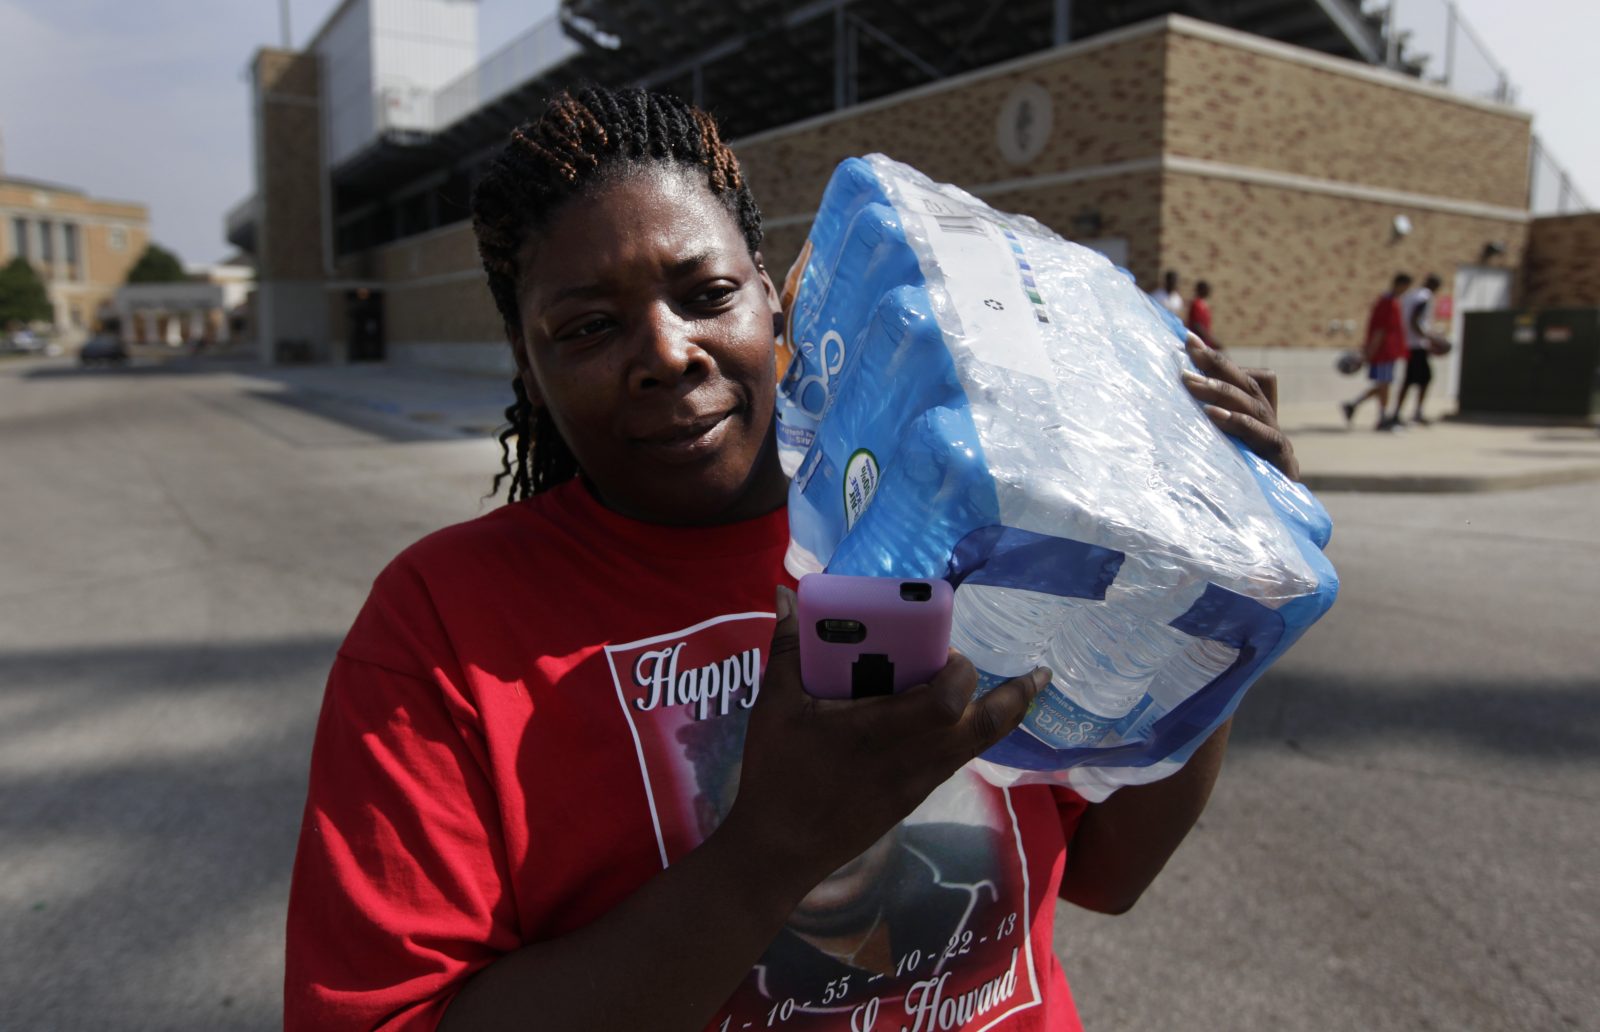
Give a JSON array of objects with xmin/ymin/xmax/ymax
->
[{"xmin": 900, "ymin": 948, "xmax": 1020, "ymax": 1032}]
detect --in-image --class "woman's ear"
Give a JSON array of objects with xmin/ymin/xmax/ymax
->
[
  {"xmin": 754, "ymin": 251, "xmax": 783, "ymax": 339},
  {"xmin": 754, "ymin": 251, "xmax": 780, "ymax": 307}
]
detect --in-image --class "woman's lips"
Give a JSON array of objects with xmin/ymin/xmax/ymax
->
[{"xmin": 633, "ymin": 410, "xmax": 735, "ymax": 462}]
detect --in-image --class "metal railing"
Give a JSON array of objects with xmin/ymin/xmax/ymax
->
[
  {"xmin": 1528, "ymin": 135, "xmax": 1591, "ymax": 217},
  {"xmin": 1366, "ymin": 0, "xmax": 1590, "ymax": 214}
]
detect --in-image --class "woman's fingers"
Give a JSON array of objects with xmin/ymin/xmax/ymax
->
[
  {"xmin": 1186, "ymin": 335, "xmax": 1272, "ymax": 407},
  {"xmin": 1199, "ymin": 403, "xmax": 1300, "ymax": 481},
  {"xmin": 1182, "ymin": 336, "xmax": 1300, "ymax": 480},
  {"xmin": 960, "ymin": 667, "xmax": 1049, "ymax": 760},
  {"xmin": 1181, "ymin": 368, "xmax": 1274, "ymax": 425},
  {"xmin": 1239, "ymin": 366, "xmax": 1280, "ymax": 416}
]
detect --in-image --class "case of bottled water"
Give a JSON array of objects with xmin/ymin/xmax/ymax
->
[{"xmin": 776, "ymin": 155, "xmax": 1339, "ymax": 800}]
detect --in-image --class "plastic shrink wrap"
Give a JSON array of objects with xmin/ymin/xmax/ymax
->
[{"xmin": 776, "ymin": 155, "xmax": 1339, "ymax": 801}]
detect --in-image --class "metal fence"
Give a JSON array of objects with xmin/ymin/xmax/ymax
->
[{"xmin": 1366, "ymin": 0, "xmax": 1590, "ymax": 214}]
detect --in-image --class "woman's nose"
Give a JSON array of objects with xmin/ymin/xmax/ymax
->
[{"xmin": 628, "ymin": 306, "xmax": 710, "ymax": 392}]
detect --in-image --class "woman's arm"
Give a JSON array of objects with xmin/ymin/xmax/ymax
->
[
  {"xmin": 1061, "ymin": 721, "xmax": 1230, "ymax": 914},
  {"xmin": 1060, "ymin": 337, "xmax": 1296, "ymax": 914},
  {"xmin": 440, "ymin": 588, "xmax": 1046, "ymax": 1032}
]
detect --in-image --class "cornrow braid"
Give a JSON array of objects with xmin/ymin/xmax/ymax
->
[{"xmin": 472, "ymin": 86, "xmax": 764, "ymax": 502}]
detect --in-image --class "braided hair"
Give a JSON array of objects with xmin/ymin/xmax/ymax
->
[{"xmin": 472, "ymin": 86, "xmax": 765, "ymax": 502}]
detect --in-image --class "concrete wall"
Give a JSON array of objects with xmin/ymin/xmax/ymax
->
[{"xmin": 1522, "ymin": 213, "xmax": 1600, "ymax": 309}]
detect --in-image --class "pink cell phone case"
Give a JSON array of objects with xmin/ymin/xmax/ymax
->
[{"xmin": 797, "ymin": 573, "xmax": 954, "ymax": 699}]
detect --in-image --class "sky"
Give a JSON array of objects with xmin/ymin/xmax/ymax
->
[{"xmin": 0, "ymin": 0, "xmax": 1593, "ymax": 266}]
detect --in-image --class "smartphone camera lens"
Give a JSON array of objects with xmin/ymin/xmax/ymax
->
[
  {"xmin": 818, "ymin": 619, "xmax": 867, "ymax": 644},
  {"xmin": 899, "ymin": 582, "xmax": 933, "ymax": 602}
]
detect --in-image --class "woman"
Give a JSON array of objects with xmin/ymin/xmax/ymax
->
[{"xmin": 285, "ymin": 86, "xmax": 1297, "ymax": 1032}]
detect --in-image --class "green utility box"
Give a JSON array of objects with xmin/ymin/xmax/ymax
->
[{"xmin": 1459, "ymin": 308, "xmax": 1600, "ymax": 419}]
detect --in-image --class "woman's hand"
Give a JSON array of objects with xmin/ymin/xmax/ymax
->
[
  {"xmin": 724, "ymin": 586, "xmax": 1047, "ymax": 887},
  {"xmin": 1180, "ymin": 333, "xmax": 1300, "ymax": 481}
]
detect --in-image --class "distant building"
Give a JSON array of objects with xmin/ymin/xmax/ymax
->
[
  {"xmin": 0, "ymin": 173, "xmax": 149, "ymax": 337},
  {"xmin": 115, "ymin": 264, "xmax": 253, "ymax": 349},
  {"xmin": 225, "ymin": 0, "xmax": 1596, "ymax": 406}
]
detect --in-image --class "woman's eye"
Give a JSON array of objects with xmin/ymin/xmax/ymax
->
[
  {"xmin": 560, "ymin": 317, "xmax": 613, "ymax": 340},
  {"xmin": 692, "ymin": 284, "xmax": 737, "ymax": 306}
]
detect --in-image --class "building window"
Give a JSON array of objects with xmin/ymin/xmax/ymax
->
[
  {"xmin": 63, "ymin": 223, "xmax": 80, "ymax": 277},
  {"xmin": 39, "ymin": 219, "xmax": 55, "ymax": 264},
  {"xmin": 110, "ymin": 226, "xmax": 127, "ymax": 251},
  {"xmin": 11, "ymin": 217, "xmax": 28, "ymax": 260}
]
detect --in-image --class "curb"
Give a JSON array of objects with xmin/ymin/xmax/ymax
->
[{"xmin": 1301, "ymin": 464, "xmax": 1600, "ymax": 493}]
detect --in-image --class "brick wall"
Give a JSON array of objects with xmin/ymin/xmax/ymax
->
[
  {"xmin": 1522, "ymin": 213, "xmax": 1600, "ymax": 309},
  {"xmin": 737, "ymin": 16, "xmax": 1532, "ymax": 354},
  {"xmin": 256, "ymin": 49, "xmax": 325, "ymax": 281},
  {"xmin": 737, "ymin": 27, "xmax": 1168, "ymax": 260},
  {"xmin": 84, "ymin": 221, "xmax": 147, "ymax": 288},
  {"xmin": 383, "ymin": 276, "xmax": 504, "ymax": 345},
  {"xmin": 1161, "ymin": 172, "xmax": 1526, "ymax": 350},
  {"xmin": 1162, "ymin": 28, "xmax": 1531, "ymax": 209},
  {"xmin": 328, "ymin": 15, "xmax": 1539, "ymax": 381}
]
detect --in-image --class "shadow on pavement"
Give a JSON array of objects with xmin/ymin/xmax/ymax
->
[
  {"xmin": 243, "ymin": 386, "xmax": 470, "ymax": 444},
  {"xmin": 21, "ymin": 359, "xmax": 217, "ymax": 380},
  {"xmin": 1, "ymin": 634, "xmax": 342, "ymax": 1030}
]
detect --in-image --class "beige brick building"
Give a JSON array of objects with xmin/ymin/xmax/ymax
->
[
  {"xmin": 0, "ymin": 175, "xmax": 149, "ymax": 336},
  {"xmin": 736, "ymin": 18, "xmax": 1535, "ymax": 403},
  {"xmin": 230, "ymin": 6, "xmax": 1591, "ymax": 406}
]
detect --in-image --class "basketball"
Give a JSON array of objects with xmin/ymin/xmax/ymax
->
[
  {"xmin": 1335, "ymin": 350, "xmax": 1364, "ymax": 375},
  {"xmin": 1428, "ymin": 338, "xmax": 1454, "ymax": 357}
]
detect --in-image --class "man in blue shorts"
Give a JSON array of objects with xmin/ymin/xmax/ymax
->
[{"xmin": 1343, "ymin": 273, "xmax": 1412, "ymax": 432}]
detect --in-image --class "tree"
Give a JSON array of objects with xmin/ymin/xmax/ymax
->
[
  {"xmin": 0, "ymin": 256, "xmax": 52, "ymax": 327},
  {"xmin": 126, "ymin": 243, "xmax": 187, "ymax": 284}
]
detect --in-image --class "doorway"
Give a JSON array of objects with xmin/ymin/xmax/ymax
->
[{"xmin": 346, "ymin": 289, "xmax": 385, "ymax": 362}]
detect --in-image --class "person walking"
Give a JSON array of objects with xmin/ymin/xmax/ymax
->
[
  {"xmin": 1393, "ymin": 273, "xmax": 1445, "ymax": 425},
  {"xmin": 1343, "ymin": 273, "xmax": 1412, "ymax": 431}
]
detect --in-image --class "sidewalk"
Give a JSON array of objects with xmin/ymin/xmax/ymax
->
[
  {"xmin": 1281, "ymin": 403, "xmax": 1600, "ymax": 493},
  {"xmin": 218, "ymin": 359, "xmax": 1600, "ymax": 494}
]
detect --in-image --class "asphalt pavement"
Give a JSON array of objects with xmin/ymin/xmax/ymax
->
[{"xmin": 1, "ymin": 353, "xmax": 1596, "ymax": 1031}]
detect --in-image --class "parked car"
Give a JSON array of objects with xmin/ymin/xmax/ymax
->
[
  {"xmin": 79, "ymin": 334, "xmax": 128, "ymax": 365},
  {"xmin": 4, "ymin": 329, "xmax": 45, "ymax": 354}
]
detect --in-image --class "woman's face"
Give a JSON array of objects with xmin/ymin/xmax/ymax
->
[{"xmin": 513, "ymin": 166, "xmax": 787, "ymax": 525}]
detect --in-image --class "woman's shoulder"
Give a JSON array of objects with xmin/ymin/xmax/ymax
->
[
  {"xmin": 389, "ymin": 485, "xmax": 579, "ymax": 577},
  {"xmin": 342, "ymin": 490, "xmax": 582, "ymax": 670}
]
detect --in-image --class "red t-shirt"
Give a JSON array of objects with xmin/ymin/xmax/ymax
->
[
  {"xmin": 1186, "ymin": 298, "xmax": 1212, "ymax": 341},
  {"xmin": 1366, "ymin": 294, "xmax": 1409, "ymax": 363},
  {"xmin": 285, "ymin": 479, "xmax": 1089, "ymax": 1031}
]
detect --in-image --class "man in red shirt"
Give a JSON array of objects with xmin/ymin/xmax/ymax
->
[
  {"xmin": 1342, "ymin": 273, "xmax": 1412, "ymax": 431},
  {"xmin": 1186, "ymin": 280, "xmax": 1219, "ymax": 349}
]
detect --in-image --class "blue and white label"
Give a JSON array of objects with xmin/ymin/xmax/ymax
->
[{"xmin": 842, "ymin": 448, "xmax": 880, "ymax": 530}]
